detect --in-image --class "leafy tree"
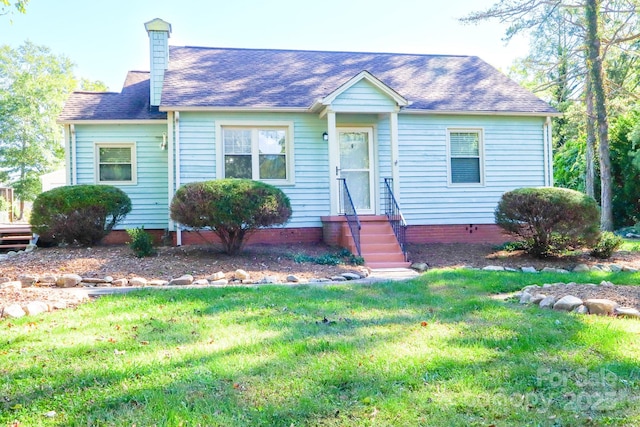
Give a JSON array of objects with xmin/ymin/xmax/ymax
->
[
  {"xmin": 79, "ymin": 78, "xmax": 109, "ymax": 92},
  {"xmin": 0, "ymin": 42, "xmax": 76, "ymax": 219},
  {"xmin": 170, "ymin": 179, "xmax": 292, "ymax": 255},
  {"xmin": 0, "ymin": 0, "xmax": 28, "ymax": 19}
]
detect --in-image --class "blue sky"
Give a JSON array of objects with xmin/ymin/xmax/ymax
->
[{"xmin": 3, "ymin": 0, "xmax": 528, "ymax": 91}]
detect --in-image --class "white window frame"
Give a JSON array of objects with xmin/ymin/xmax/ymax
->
[
  {"xmin": 94, "ymin": 142, "xmax": 137, "ymax": 185},
  {"xmin": 216, "ymin": 121, "xmax": 295, "ymax": 185},
  {"xmin": 446, "ymin": 128, "xmax": 485, "ymax": 186}
]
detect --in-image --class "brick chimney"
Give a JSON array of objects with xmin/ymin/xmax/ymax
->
[{"xmin": 144, "ymin": 18, "xmax": 172, "ymax": 107}]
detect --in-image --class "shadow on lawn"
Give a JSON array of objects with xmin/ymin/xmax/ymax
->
[{"xmin": 3, "ymin": 271, "xmax": 640, "ymax": 426}]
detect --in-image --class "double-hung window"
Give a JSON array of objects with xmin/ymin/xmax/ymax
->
[
  {"xmin": 221, "ymin": 124, "xmax": 292, "ymax": 184},
  {"xmin": 448, "ymin": 129, "xmax": 483, "ymax": 185},
  {"xmin": 95, "ymin": 143, "xmax": 136, "ymax": 185}
]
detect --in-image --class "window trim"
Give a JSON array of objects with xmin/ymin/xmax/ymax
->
[
  {"xmin": 216, "ymin": 120, "xmax": 295, "ymax": 185},
  {"xmin": 94, "ymin": 142, "xmax": 137, "ymax": 185},
  {"xmin": 446, "ymin": 128, "xmax": 485, "ymax": 186}
]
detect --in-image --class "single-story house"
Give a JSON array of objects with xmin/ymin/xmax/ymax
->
[{"xmin": 58, "ymin": 18, "xmax": 557, "ymax": 268}]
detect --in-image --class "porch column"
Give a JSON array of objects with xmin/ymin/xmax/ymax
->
[
  {"xmin": 390, "ymin": 111, "xmax": 401, "ymax": 197},
  {"xmin": 327, "ymin": 110, "xmax": 339, "ymax": 215}
]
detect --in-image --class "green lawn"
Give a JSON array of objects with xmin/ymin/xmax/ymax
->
[{"xmin": 2, "ymin": 269, "xmax": 640, "ymax": 426}]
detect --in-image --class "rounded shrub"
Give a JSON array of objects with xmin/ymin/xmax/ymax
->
[
  {"xmin": 495, "ymin": 187, "xmax": 600, "ymax": 258},
  {"xmin": 31, "ymin": 185, "xmax": 132, "ymax": 246},
  {"xmin": 127, "ymin": 226, "xmax": 156, "ymax": 258},
  {"xmin": 589, "ymin": 231, "xmax": 622, "ymax": 259},
  {"xmin": 170, "ymin": 179, "xmax": 292, "ymax": 255}
]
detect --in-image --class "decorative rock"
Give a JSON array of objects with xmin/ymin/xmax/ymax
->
[
  {"xmin": 622, "ymin": 266, "xmax": 638, "ymax": 273},
  {"xmin": 207, "ymin": 271, "xmax": 225, "ymax": 281},
  {"xmin": 519, "ymin": 292, "xmax": 532, "ymax": 304},
  {"xmin": 553, "ymin": 295, "xmax": 583, "ymax": 312},
  {"xmin": 18, "ymin": 274, "xmax": 39, "ymax": 287},
  {"xmin": 112, "ymin": 278, "xmax": 128, "ymax": 287},
  {"xmin": 523, "ymin": 285, "xmax": 541, "ymax": 292},
  {"xmin": 614, "ymin": 307, "xmax": 640, "ymax": 319},
  {"xmin": 539, "ymin": 296, "xmax": 558, "ymax": 309},
  {"xmin": 3, "ymin": 303, "xmax": 26, "ymax": 318},
  {"xmin": 590, "ymin": 265, "xmax": 603, "ymax": 272},
  {"xmin": 210, "ymin": 279, "xmax": 228, "ymax": 285},
  {"xmin": 0, "ymin": 277, "xmax": 10, "ymax": 284},
  {"xmin": 0, "ymin": 281, "xmax": 21, "ymax": 290},
  {"xmin": 82, "ymin": 277, "xmax": 109, "ymax": 284},
  {"xmin": 57, "ymin": 274, "xmax": 82, "ymax": 288},
  {"xmin": 600, "ymin": 280, "xmax": 614, "ymax": 287},
  {"xmin": 39, "ymin": 274, "xmax": 58, "ymax": 284},
  {"xmin": 309, "ymin": 278, "xmax": 331, "ymax": 283},
  {"xmin": 286, "ymin": 275, "xmax": 300, "ymax": 283},
  {"xmin": 192, "ymin": 279, "xmax": 210, "ymax": 286},
  {"xmin": 330, "ymin": 276, "xmax": 347, "ymax": 282},
  {"xmin": 148, "ymin": 279, "xmax": 169, "ymax": 286},
  {"xmin": 584, "ymin": 299, "xmax": 618, "ymax": 315},
  {"xmin": 49, "ymin": 301, "xmax": 67, "ymax": 310},
  {"xmin": 609, "ymin": 265, "xmax": 622, "ymax": 273},
  {"xmin": 573, "ymin": 305, "xmax": 589, "ymax": 314},
  {"xmin": 521, "ymin": 267, "xmax": 538, "ymax": 273},
  {"xmin": 483, "ymin": 265, "xmax": 505, "ymax": 271},
  {"xmin": 234, "ymin": 269, "xmax": 250, "ymax": 281},
  {"xmin": 104, "ymin": 276, "xmax": 114, "ymax": 283},
  {"xmin": 341, "ymin": 272, "xmax": 361, "ymax": 280},
  {"xmin": 505, "ymin": 267, "xmax": 518, "ymax": 272},
  {"xmin": 128, "ymin": 277, "xmax": 148, "ymax": 287},
  {"xmin": 358, "ymin": 268, "xmax": 370, "ymax": 278},
  {"xmin": 572, "ymin": 264, "xmax": 590, "ymax": 273},
  {"xmin": 25, "ymin": 301, "xmax": 49, "ymax": 316},
  {"xmin": 411, "ymin": 262, "xmax": 429, "ymax": 272},
  {"xmin": 169, "ymin": 274, "xmax": 194, "ymax": 286},
  {"xmin": 530, "ymin": 294, "xmax": 547, "ymax": 305}
]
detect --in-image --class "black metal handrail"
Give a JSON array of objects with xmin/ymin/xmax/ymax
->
[
  {"xmin": 338, "ymin": 178, "xmax": 361, "ymax": 256},
  {"xmin": 384, "ymin": 178, "xmax": 408, "ymax": 261}
]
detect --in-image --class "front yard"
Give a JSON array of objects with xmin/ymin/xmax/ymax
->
[{"xmin": 2, "ymin": 268, "xmax": 640, "ymax": 426}]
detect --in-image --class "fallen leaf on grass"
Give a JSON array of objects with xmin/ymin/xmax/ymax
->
[
  {"xmin": 420, "ymin": 321, "xmax": 428, "ymax": 327},
  {"xmin": 139, "ymin": 341, "xmax": 149, "ymax": 345}
]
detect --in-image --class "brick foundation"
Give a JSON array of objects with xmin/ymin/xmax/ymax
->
[
  {"xmin": 176, "ymin": 227, "xmax": 323, "ymax": 246},
  {"xmin": 406, "ymin": 224, "xmax": 509, "ymax": 244}
]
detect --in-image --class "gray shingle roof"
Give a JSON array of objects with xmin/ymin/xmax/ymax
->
[
  {"xmin": 161, "ymin": 46, "xmax": 556, "ymax": 114},
  {"xmin": 59, "ymin": 71, "xmax": 167, "ymax": 121}
]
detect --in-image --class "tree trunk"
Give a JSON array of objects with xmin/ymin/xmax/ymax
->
[
  {"xmin": 585, "ymin": 0, "xmax": 613, "ymax": 231},
  {"xmin": 585, "ymin": 73, "xmax": 596, "ymax": 198}
]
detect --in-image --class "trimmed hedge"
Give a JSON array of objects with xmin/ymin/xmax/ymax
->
[
  {"xmin": 170, "ymin": 179, "xmax": 291, "ymax": 254},
  {"xmin": 30, "ymin": 185, "xmax": 132, "ymax": 246},
  {"xmin": 495, "ymin": 187, "xmax": 600, "ymax": 257}
]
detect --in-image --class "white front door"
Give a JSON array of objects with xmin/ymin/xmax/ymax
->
[{"xmin": 338, "ymin": 128, "xmax": 375, "ymax": 214}]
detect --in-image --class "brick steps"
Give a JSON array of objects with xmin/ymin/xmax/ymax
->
[{"xmin": 341, "ymin": 216, "xmax": 410, "ymax": 269}]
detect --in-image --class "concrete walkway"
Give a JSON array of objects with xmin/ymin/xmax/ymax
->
[{"xmin": 82, "ymin": 268, "xmax": 420, "ymax": 297}]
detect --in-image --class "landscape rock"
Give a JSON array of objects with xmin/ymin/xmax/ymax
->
[
  {"xmin": 483, "ymin": 265, "xmax": 505, "ymax": 271},
  {"xmin": 82, "ymin": 277, "xmax": 109, "ymax": 284},
  {"xmin": 330, "ymin": 276, "xmax": 347, "ymax": 282},
  {"xmin": 341, "ymin": 272, "xmax": 361, "ymax": 280},
  {"xmin": 411, "ymin": 262, "xmax": 428, "ymax": 272},
  {"xmin": 210, "ymin": 279, "xmax": 228, "ymax": 285},
  {"xmin": 614, "ymin": 307, "xmax": 640, "ymax": 319},
  {"xmin": 553, "ymin": 295, "xmax": 583, "ymax": 312},
  {"xmin": 111, "ymin": 278, "xmax": 128, "ymax": 287},
  {"xmin": 18, "ymin": 274, "xmax": 39, "ymax": 287},
  {"xmin": 0, "ymin": 281, "xmax": 21, "ymax": 290},
  {"xmin": 258, "ymin": 276, "xmax": 278, "ymax": 284},
  {"xmin": 3, "ymin": 303, "xmax": 26, "ymax": 318},
  {"xmin": 596, "ymin": 264, "xmax": 611, "ymax": 272},
  {"xmin": 609, "ymin": 265, "xmax": 622, "ymax": 273},
  {"xmin": 192, "ymin": 279, "xmax": 210, "ymax": 286},
  {"xmin": 519, "ymin": 292, "xmax": 532, "ymax": 304},
  {"xmin": 539, "ymin": 296, "xmax": 558, "ymax": 309},
  {"xmin": 207, "ymin": 271, "xmax": 225, "ymax": 281},
  {"xmin": 358, "ymin": 268, "xmax": 370, "ymax": 278},
  {"xmin": 573, "ymin": 305, "xmax": 589, "ymax": 314},
  {"xmin": 169, "ymin": 274, "xmax": 194, "ymax": 286},
  {"xmin": 505, "ymin": 267, "xmax": 518, "ymax": 272},
  {"xmin": 584, "ymin": 298, "xmax": 618, "ymax": 315},
  {"xmin": 234, "ymin": 269, "xmax": 250, "ymax": 281},
  {"xmin": 541, "ymin": 267, "xmax": 570, "ymax": 274},
  {"xmin": 49, "ymin": 301, "xmax": 67, "ymax": 310},
  {"xmin": 309, "ymin": 278, "xmax": 331, "ymax": 283},
  {"xmin": 39, "ymin": 274, "xmax": 58, "ymax": 284},
  {"xmin": 286, "ymin": 275, "xmax": 300, "ymax": 283},
  {"xmin": 57, "ymin": 274, "xmax": 82, "ymax": 288},
  {"xmin": 523, "ymin": 284, "xmax": 541, "ymax": 292},
  {"xmin": 622, "ymin": 266, "xmax": 638, "ymax": 273},
  {"xmin": 128, "ymin": 277, "xmax": 148, "ymax": 287},
  {"xmin": 521, "ymin": 266, "xmax": 538, "ymax": 273},
  {"xmin": 600, "ymin": 280, "xmax": 614, "ymax": 287},
  {"xmin": 25, "ymin": 301, "xmax": 49, "ymax": 316},
  {"xmin": 0, "ymin": 277, "xmax": 10, "ymax": 284},
  {"xmin": 572, "ymin": 264, "xmax": 590, "ymax": 273},
  {"xmin": 148, "ymin": 279, "xmax": 169, "ymax": 286},
  {"xmin": 104, "ymin": 276, "xmax": 114, "ymax": 283},
  {"xmin": 530, "ymin": 294, "xmax": 547, "ymax": 305}
]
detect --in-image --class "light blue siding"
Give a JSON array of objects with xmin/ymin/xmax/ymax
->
[
  {"xmin": 74, "ymin": 124, "xmax": 169, "ymax": 229},
  {"xmin": 332, "ymin": 80, "xmax": 398, "ymax": 112},
  {"xmin": 396, "ymin": 115, "xmax": 546, "ymax": 225}
]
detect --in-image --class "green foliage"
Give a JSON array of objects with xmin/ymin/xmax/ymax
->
[
  {"xmin": 0, "ymin": 195, "xmax": 9, "ymax": 212},
  {"xmin": 590, "ymin": 231, "xmax": 623, "ymax": 259},
  {"xmin": 0, "ymin": 42, "xmax": 76, "ymax": 218},
  {"xmin": 495, "ymin": 187, "xmax": 600, "ymax": 257},
  {"xmin": 30, "ymin": 185, "xmax": 132, "ymax": 246},
  {"xmin": 495, "ymin": 240, "xmax": 531, "ymax": 252},
  {"xmin": 127, "ymin": 227, "xmax": 156, "ymax": 258},
  {"xmin": 290, "ymin": 247, "xmax": 364, "ymax": 266},
  {"xmin": 170, "ymin": 179, "xmax": 292, "ymax": 255},
  {"xmin": 609, "ymin": 109, "xmax": 640, "ymax": 227}
]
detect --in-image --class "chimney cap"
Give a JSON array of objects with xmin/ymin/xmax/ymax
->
[{"xmin": 144, "ymin": 18, "xmax": 172, "ymax": 35}]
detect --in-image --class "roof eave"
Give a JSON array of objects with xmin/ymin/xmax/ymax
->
[{"xmin": 57, "ymin": 119, "xmax": 168, "ymax": 125}]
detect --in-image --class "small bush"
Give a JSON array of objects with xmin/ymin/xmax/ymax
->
[
  {"xmin": 590, "ymin": 231, "xmax": 622, "ymax": 259},
  {"xmin": 127, "ymin": 227, "xmax": 156, "ymax": 257},
  {"xmin": 495, "ymin": 187, "xmax": 600, "ymax": 258},
  {"xmin": 31, "ymin": 185, "xmax": 132, "ymax": 246},
  {"xmin": 170, "ymin": 179, "xmax": 291, "ymax": 255},
  {"xmin": 290, "ymin": 248, "xmax": 364, "ymax": 266}
]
